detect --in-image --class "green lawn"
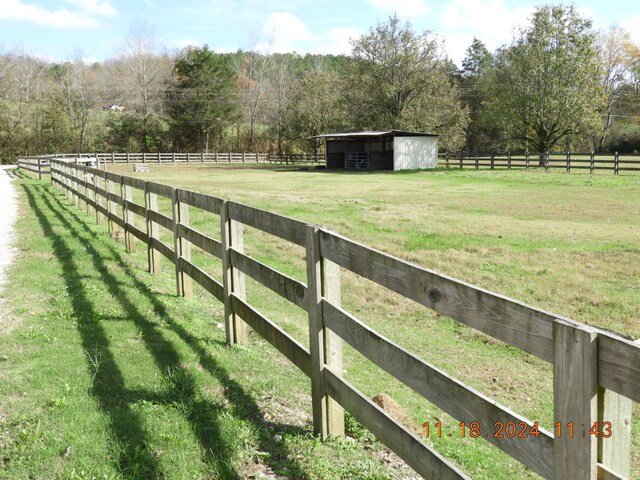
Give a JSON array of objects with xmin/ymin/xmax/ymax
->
[{"xmin": 2, "ymin": 165, "xmax": 638, "ymax": 479}]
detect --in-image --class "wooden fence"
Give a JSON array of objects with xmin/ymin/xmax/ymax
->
[
  {"xmin": 16, "ymin": 156, "xmax": 52, "ymax": 179},
  {"xmin": 23, "ymin": 157, "xmax": 640, "ymax": 479},
  {"xmin": 18, "ymin": 152, "xmax": 323, "ymax": 168},
  {"xmin": 438, "ymin": 152, "xmax": 640, "ymax": 174}
]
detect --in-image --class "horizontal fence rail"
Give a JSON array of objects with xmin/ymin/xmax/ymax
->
[
  {"xmin": 438, "ymin": 152, "xmax": 640, "ymax": 174},
  {"xmin": 18, "ymin": 152, "xmax": 324, "ymax": 170},
  {"xmin": 22, "ymin": 156, "xmax": 640, "ymax": 479}
]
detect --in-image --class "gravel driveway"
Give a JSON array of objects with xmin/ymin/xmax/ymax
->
[{"xmin": 0, "ymin": 165, "xmax": 18, "ymax": 326}]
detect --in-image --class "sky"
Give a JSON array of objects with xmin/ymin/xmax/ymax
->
[{"xmin": 1, "ymin": 0, "xmax": 640, "ymax": 66}]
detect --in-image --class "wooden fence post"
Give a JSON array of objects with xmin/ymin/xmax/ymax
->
[
  {"xmin": 85, "ymin": 167, "xmax": 94, "ymax": 217},
  {"xmin": 122, "ymin": 179, "xmax": 136, "ymax": 253},
  {"xmin": 220, "ymin": 200, "xmax": 248, "ymax": 345},
  {"xmin": 475, "ymin": 154, "xmax": 479, "ymax": 170},
  {"xmin": 525, "ymin": 151, "xmax": 530, "ymax": 171},
  {"xmin": 171, "ymin": 189, "xmax": 193, "ymax": 298},
  {"xmin": 598, "ymin": 388, "xmax": 632, "ymax": 477},
  {"xmin": 553, "ymin": 320, "xmax": 598, "ymax": 479},
  {"xmin": 597, "ymin": 338, "xmax": 638, "ymax": 477},
  {"xmin": 306, "ymin": 226, "xmax": 345, "ymax": 440},
  {"xmin": 72, "ymin": 165, "xmax": 80, "ymax": 208},
  {"xmin": 37, "ymin": 158, "xmax": 43, "ymax": 180},
  {"xmin": 459, "ymin": 151, "xmax": 463, "ymax": 169},
  {"xmin": 507, "ymin": 152, "xmax": 512, "ymax": 170},
  {"xmin": 544, "ymin": 151, "xmax": 549, "ymax": 172},
  {"xmin": 490, "ymin": 153, "xmax": 495, "ymax": 170},
  {"xmin": 445, "ymin": 152, "xmax": 449, "ymax": 168},
  {"xmin": 566, "ymin": 152, "xmax": 571, "ymax": 173},
  {"xmin": 614, "ymin": 151, "xmax": 619, "ymax": 175},
  {"xmin": 107, "ymin": 175, "xmax": 116, "ymax": 233},
  {"xmin": 145, "ymin": 183, "xmax": 161, "ymax": 274},
  {"xmin": 94, "ymin": 171, "xmax": 103, "ymax": 225},
  {"xmin": 590, "ymin": 152, "xmax": 595, "ymax": 175}
]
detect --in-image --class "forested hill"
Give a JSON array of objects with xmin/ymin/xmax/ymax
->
[{"xmin": 2, "ymin": 8, "xmax": 640, "ymax": 163}]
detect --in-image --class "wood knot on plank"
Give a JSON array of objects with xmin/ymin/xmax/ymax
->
[{"xmin": 427, "ymin": 287, "xmax": 442, "ymax": 303}]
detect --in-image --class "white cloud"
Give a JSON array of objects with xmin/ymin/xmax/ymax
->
[
  {"xmin": 168, "ymin": 38, "xmax": 203, "ymax": 50},
  {"xmin": 313, "ymin": 27, "xmax": 361, "ymax": 55},
  {"xmin": 64, "ymin": 0, "xmax": 116, "ymax": 17},
  {"xmin": 620, "ymin": 15, "xmax": 640, "ymax": 44},
  {"xmin": 257, "ymin": 12, "xmax": 312, "ymax": 53},
  {"xmin": 439, "ymin": 0, "xmax": 533, "ymax": 65},
  {"xmin": 367, "ymin": 0, "xmax": 428, "ymax": 18},
  {"xmin": 0, "ymin": 0, "xmax": 114, "ymax": 29}
]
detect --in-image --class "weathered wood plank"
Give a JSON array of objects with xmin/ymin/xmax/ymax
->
[
  {"xmin": 94, "ymin": 185, "xmax": 108, "ymax": 200},
  {"xmin": 554, "ymin": 320, "xmax": 598, "ymax": 479},
  {"xmin": 221, "ymin": 200, "xmax": 248, "ymax": 345},
  {"xmin": 598, "ymin": 386, "xmax": 632, "ymax": 478},
  {"xmin": 228, "ymin": 201, "xmax": 307, "ymax": 247},
  {"xmin": 307, "ymin": 226, "xmax": 330, "ymax": 438},
  {"xmin": 597, "ymin": 337, "xmax": 639, "ymax": 478},
  {"xmin": 323, "ymin": 301, "xmax": 554, "ymax": 478},
  {"xmin": 146, "ymin": 189, "xmax": 161, "ymax": 274},
  {"xmin": 123, "ymin": 199, "xmax": 146, "ymax": 218},
  {"xmin": 126, "ymin": 224, "xmax": 148, "ymax": 244},
  {"xmin": 176, "ymin": 189, "xmax": 223, "ymax": 215},
  {"xmin": 597, "ymin": 463, "xmax": 627, "ymax": 480},
  {"xmin": 122, "ymin": 183, "xmax": 136, "ymax": 253},
  {"xmin": 146, "ymin": 181, "xmax": 174, "ymax": 198},
  {"xmin": 319, "ymin": 229, "xmax": 559, "ymax": 362},
  {"xmin": 178, "ymin": 257, "xmax": 223, "ymax": 301},
  {"xmin": 107, "ymin": 211, "xmax": 125, "ymax": 229},
  {"xmin": 598, "ymin": 333, "xmax": 640, "ymax": 403},
  {"xmin": 105, "ymin": 171, "xmax": 122, "ymax": 183},
  {"xmin": 177, "ymin": 224, "xmax": 222, "ymax": 258},
  {"xmin": 122, "ymin": 175, "xmax": 146, "ymax": 190},
  {"xmin": 322, "ymin": 258, "xmax": 344, "ymax": 437},
  {"xmin": 106, "ymin": 191, "xmax": 124, "ymax": 207},
  {"xmin": 229, "ymin": 249, "xmax": 307, "ymax": 309},
  {"xmin": 172, "ymin": 189, "xmax": 192, "ymax": 298},
  {"xmin": 149, "ymin": 237, "xmax": 175, "ymax": 263},
  {"xmin": 147, "ymin": 209, "xmax": 174, "ymax": 231},
  {"xmin": 230, "ymin": 294, "xmax": 311, "ymax": 377},
  {"xmin": 324, "ymin": 369, "xmax": 469, "ymax": 480}
]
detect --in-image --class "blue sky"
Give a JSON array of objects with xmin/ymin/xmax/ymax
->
[{"xmin": 1, "ymin": 0, "xmax": 639, "ymax": 66}]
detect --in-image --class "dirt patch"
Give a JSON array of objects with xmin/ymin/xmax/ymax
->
[{"xmin": 0, "ymin": 166, "xmax": 18, "ymax": 334}]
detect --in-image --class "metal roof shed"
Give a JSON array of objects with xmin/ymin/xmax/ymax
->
[{"xmin": 311, "ymin": 130, "xmax": 439, "ymax": 171}]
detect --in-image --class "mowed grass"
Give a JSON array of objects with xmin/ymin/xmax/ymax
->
[
  {"xmin": 0, "ymin": 174, "xmax": 412, "ymax": 479},
  {"xmin": 2, "ymin": 165, "xmax": 639, "ymax": 479}
]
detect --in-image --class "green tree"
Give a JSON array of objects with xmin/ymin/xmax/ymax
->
[
  {"xmin": 346, "ymin": 15, "xmax": 469, "ymax": 151},
  {"xmin": 287, "ymin": 69, "xmax": 348, "ymax": 154},
  {"xmin": 167, "ymin": 46, "xmax": 238, "ymax": 152},
  {"xmin": 460, "ymin": 38, "xmax": 497, "ymax": 153},
  {"xmin": 492, "ymin": 5, "xmax": 604, "ymax": 158}
]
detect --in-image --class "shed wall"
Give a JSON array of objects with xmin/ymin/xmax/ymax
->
[{"xmin": 393, "ymin": 136, "xmax": 438, "ymax": 170}]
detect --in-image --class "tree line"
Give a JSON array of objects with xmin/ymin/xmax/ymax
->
[{"xmin": 2, "ymin": 6, "xmax": 640, "ymax": 164}]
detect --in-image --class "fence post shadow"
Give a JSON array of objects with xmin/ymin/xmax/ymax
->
[{"xmin": 32, "ymin": 181, "xmax": 310, "ymax": 478}]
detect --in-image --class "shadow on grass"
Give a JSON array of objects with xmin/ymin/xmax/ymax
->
[{"xmin": 22, "ymin": 179, "xmax": 308, "ymax": 478}]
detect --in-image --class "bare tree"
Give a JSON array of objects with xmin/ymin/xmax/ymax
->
[
  {"xmin": 266, "ymin": 54, "xmax": 294, "ymax": 154},
  {"xmin": 597, "ymin": 27, "xmax": 633, "ymax": 151},
  {"xmin": 120, "ymin": 22, "xmax": 169, "ymax": 116},
  {"xmin": 55, "ymin": 59, "xmax": 99, "ymax": 151},
  {"xmin": 13, "ymin": 51, "xmax": 45, "ymax": 155},
  {"xmin": 233, "ymin": 31, "xmax": 273, "ymax": 151}
]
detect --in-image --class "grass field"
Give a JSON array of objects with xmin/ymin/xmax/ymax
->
[{"xmin": 1, "ymin": 165, "xmax": 639, "ymax": 479}]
